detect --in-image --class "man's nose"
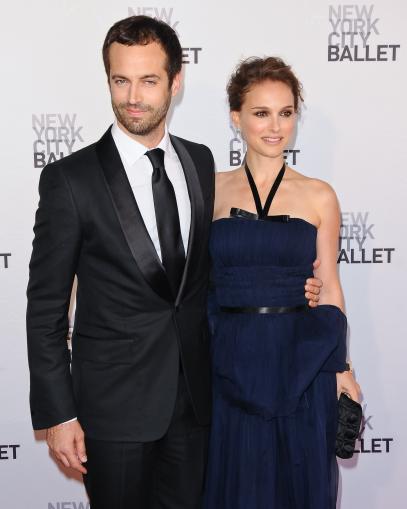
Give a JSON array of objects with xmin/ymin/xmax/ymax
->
[{"xmin": 128, "ymin": 83, "xmax": 142, "ymax": 104}]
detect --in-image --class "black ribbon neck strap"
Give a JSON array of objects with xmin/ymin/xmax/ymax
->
[{"xmin": 244, "ymin": 161, "xmax": 286, "ymax": 219}]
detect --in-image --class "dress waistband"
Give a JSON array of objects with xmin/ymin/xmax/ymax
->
[{"xmin": 219, "ymin": 304, "xmax": 309, "ymax": 314}]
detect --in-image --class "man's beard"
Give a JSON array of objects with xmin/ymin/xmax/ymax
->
[{"xmin": 112, "ymin": 95, "xmax": 171, "ymax": 136}]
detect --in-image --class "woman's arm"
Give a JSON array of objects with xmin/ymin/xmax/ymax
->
[
  {"xmin": 313, "ymin": 181, "xmax": 344, "ymax": 310},
  {"xmin": 313, "ymin": 180, "xmax": 361, "ymax": 402}
]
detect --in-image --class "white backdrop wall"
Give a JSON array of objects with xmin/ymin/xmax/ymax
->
[{"xmin": 0, "ymin": 0, "xmax": 406, "ymax": 507}]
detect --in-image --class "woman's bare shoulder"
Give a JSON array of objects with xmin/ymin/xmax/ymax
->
[
  {"xmin": 302, "ymin": 178, "xmax": 340, "ymax": 223},
  {"xmin": 306, "ymin": 177, "xmax": 338, "ymax": 206},
  {"xmin": 215, "ymin": 168, "xmax": 243, "ymax": 187},
  {"xmin": 287, "ymin": 168, "xmax": 337, "ymax": 202},
  {"xmin": 216, "ymin": 167, "xmax": 242, "ymax": 178}
]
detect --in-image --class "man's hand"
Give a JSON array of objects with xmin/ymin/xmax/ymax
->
[
  {"xmin": 46, "ymin": 420, "xmax": 87, "ymax": 474},
  {"xmin": 305, "ymin": 259, "xmax": 323, "ymax": 308}
]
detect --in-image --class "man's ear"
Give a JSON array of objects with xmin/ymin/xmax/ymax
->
[{"xmin": 171, "ymin": 72, "xmax": 182, "ymax": 97}]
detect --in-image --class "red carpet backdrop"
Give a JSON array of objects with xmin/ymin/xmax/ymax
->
[{"xmin": 0, "ymin": 0, "xmax": 406, "ymax": 507}]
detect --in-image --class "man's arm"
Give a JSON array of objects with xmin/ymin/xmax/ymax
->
[
  {"xmin": 27, "ymin": 163, "xmax": 81, "ymax": 428},
  {"xmin": 27, "ymin": 163, "xmax": 87, "ymax": 473}
]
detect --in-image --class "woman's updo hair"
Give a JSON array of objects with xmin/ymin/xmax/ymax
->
[{"xmin": 227, "ymin": 56, "xmax": 304, "ymax": 112}]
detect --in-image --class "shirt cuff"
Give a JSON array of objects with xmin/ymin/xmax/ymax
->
[{"xmin": 61, "ymin": 417, "xmax": 77, "ymax": 424}]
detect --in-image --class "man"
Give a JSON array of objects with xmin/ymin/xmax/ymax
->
[{"xmin": 26, "ymin": 15, "xmax": 322, "ymax": 509}]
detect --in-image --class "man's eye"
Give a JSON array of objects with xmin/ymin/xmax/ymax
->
[
  {"xmin": 115, "ymin": 79, "xmax": 127, "ymax": 86},
  {"xmin": 144, "ymin": 80, "xmax": 157, "ymax": 85}
]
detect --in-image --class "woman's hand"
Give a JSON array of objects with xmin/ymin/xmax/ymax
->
[{"xmin": 336, "ymin": 370, "xmax": 362, "ymax": 402}]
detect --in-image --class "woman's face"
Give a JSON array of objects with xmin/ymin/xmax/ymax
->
[{"xmin": 232, "ymin": 80, "xmax": 297, "ymax": 160}]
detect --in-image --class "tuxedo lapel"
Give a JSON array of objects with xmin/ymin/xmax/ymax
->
[
  {"xmin": 170, "ymin": 135, "xmax": 205, "ymax": 307},
  {"xmin": 96, "ymin": 128, "xmax": 173, "ymax": 302}
]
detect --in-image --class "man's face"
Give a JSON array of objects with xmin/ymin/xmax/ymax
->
[{"xmin": 108, "ymin": 41, "xmax": 180, "ymax": 140}]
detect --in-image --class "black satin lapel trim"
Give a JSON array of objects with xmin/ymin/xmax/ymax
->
[
  {"xmin": 170, "ymin": 135, "xmax": 205, "ymax": 306},
  {"xmin": 96, "ymin": 128, "xmax": 173, "ymax": 302}
]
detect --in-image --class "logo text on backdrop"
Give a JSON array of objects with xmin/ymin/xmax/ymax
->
[
  {"xmin": 48, "ymin": 503, "xmax": 90, "ymax": 509},
  {"xmin": 0, "ymin": 445, "xmax": 20, "ymax": 460},
  {"xmin": 128, "ymin": 7, "xmax": 202, "ymax": 64},
  {"xmin": 328, "ymin": 5, "xmax": 401, "ymax": 61},
  {"xmin": 32, "ymin": 114, "xmax": 85, "ymax": 169},
  {"xmin": 353, "ymin": 403, "xmax": 393, "ymax": 454},
  {"xmin": 338, "ymin": 212, "xmax": 395, "ymax": 263},
  {"xmin": 0, "ymin": 253, "xmax": 11, "ymax": 269}
]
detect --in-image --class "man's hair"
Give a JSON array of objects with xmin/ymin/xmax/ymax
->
[{"xmin": 102, "ymin": 15, "xmax": 182, "ymax": 86}]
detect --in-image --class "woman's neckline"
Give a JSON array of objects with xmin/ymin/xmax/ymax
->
[
  {"xmin": 212, "ymin": 209, "xmax": 318, "ymax": 230},
  {"xmin": 244, "ymin": 160, "xmax": 286, "ymax": 219}
]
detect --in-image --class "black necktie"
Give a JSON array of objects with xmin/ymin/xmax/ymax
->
[{"xmin": 145, "ymin": 148, "xmax": 185, "ymax": 297}]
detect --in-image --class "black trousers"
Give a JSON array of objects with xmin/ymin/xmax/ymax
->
[{"xmin": 83, "ymin": 373, "xmax": 209, "ymax": 509}]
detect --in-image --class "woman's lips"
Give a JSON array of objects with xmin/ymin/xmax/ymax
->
[{"xmin": 262, "ymin": 136, "xmax": 283, "ymax": 145}]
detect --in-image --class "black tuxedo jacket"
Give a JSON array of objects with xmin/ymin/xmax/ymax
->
[{"xmin": 26, "ymin": 127, "xmax": 215, "ymax": 441}]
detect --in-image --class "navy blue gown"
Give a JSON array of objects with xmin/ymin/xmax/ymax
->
[{"xmin": 203, "ymin": 164, "xmax": 347, "ymax": 509}]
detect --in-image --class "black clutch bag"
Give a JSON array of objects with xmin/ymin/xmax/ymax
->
[{"xmin": 335, "ymin": 393, "xmax": 362, "ymax": 459}]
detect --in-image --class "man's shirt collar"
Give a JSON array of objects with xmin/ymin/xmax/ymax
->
[{"xmin": 111, "ymin": 120, "xmax": 174, "ymax": 167}]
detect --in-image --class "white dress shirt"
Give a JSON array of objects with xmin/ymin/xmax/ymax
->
[
  {"xmin": 61, "ymin": 122, "xmax": 191, "ymax": 426},
  {"xmin": 111, "ymin": 121, "xmax": 191, "ymax": 259}
]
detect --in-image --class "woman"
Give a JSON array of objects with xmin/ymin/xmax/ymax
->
[{"xmin": 204, "ymin": 57, "xmax": 361, "ymax": 508}]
